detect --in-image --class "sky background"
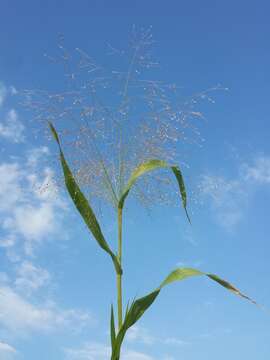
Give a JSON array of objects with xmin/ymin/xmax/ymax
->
[{"xmin": 0, "ymin": 1, "xmax": 270, "ymax": 359}]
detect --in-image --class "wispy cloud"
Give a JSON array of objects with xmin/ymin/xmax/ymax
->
[
  {"xmin": 122, "ymin": 350, "xmax": 154, "ymax": 360},
  {"xmin": 0, "ymin": 82, "xmax": 17, "ymax": 108},
  {"xmin": 0, "ymin": 285, "xmax": 91, "ymax": 336},
  {"xmin": 64, "ymin": 342, "xmax": 110, "ymax": 360},
  {"xmin": 14, "ymin": 261, "xmax": 50, "ymax": 296},
  {"xmin": 0, "ymin": 82, "xmax": 24, "ymax": 143},
  {"xmin": 64, "ymin": 325, "xmax": 188, "ymax": 360},
  {"xmin": 0, "ymin": 163, "xmax": 23, "ymax": 213},
  {"xmin": 0, "ymin": 266, "xmax": 91, "ymax": 339},
  {"xmin": 126, "ymin": 324, "xmax": 190, "ymax": 350},
  {"xmin": 126, "ymin": 325, "xmax": 189, "ymax": 348},
  {"xmin": 199, "ymin": 174, "xmax": 247, "ymax": 229},
  {"xmin": 163, "ymin": 337, "xmax": 190, "ymax": 346},
  {"xmin": 198, "ymin": 154, "xmax": 270, "ymax": 230},
  {"xmin": 0, "ymin": 109, "xmax": 25, "ymax": 143},
  {"xmin": 176, "ymin": 259, "xmax": 203, "ymax": 268},
  {"xmin": 64, "ymin": 342, "xmax": 155, "ymax": 360},
  {"xmin": 0, "ymin": 342, "xmax": 17, "ymax": 359},
  {"xmin": 242, "ymin": 155, "xmax": 270, "ymax": 184},
  {"xmin": 0, "ymin": 83, "xmax": 8, "ymax": 107},
  {"xmin": 126, "ymin": 325, "xmax": 156, "ymax": 345}
]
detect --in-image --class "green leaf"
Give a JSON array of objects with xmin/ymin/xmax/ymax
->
[
  {"xmin": 111, "ymin": 291, "xmax": 160, "ymax": 359},
  {"xmin": 159, "ymin": 267, "xmax": 203, "ymax": 288},
  {"xmin": 49, "ymin": 122, "xmax": 122, "ymax": 275},
  {"xmin": 118, "ymin": 159, "xmax": 190, "ymax": 222},
  {"xmin": 110, "ymin": 305, "xmax": 116, "ymax": 349},
  {"xmin": 111, "ymin": 267, "xmax": 256, "ymax": 359},
  {"xmin": 159, "ymin": 268, "xmax": 256, "ymax": 305},
  {"xmin": 206, "ymin": 274, "xmax": 256, "ymax": 303}
]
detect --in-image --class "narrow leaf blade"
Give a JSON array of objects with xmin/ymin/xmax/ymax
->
[
  {"xmin": 171, "ymin": 166, "xmax": 190, "ymax": 223},
  {"xmin": 49, "ymin": 123, "xmax": 122, "ymax": 274}
]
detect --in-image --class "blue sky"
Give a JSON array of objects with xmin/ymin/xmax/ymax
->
[{"xmin": 0, "ymin": 1, "xmax": 270, "ymax": 359}]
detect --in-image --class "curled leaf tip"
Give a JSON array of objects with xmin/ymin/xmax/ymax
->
[{"xmin": 118, "ymin": 159, "xmax": 191, "ymax": 224}]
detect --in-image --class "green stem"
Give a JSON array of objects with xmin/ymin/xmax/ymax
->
[{"xmin": 117, "ymin": 207, "xmax": 123, "ymax": 330}]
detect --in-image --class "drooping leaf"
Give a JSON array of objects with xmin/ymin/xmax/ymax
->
[
  {"xmin": 110, "ymin": 305, "xmax": 116, "ymax": 349},
  {"xmin": 118, "ymin": 159, "xmax": 190, "ymax": 222},
  {"xmin": 206, "ymin": 274, "xmax": 256, "ymax": 304},
  {"xmin": 49, "ymin": 122, "xmax": 122, "ymax": 275},
  {"xmin": 111, "ymin": 267, "xmax": 256, "ymax": 359},
  {"xmin": 160, "ymin": 268, "xmax": 256, "ymax": 305}
]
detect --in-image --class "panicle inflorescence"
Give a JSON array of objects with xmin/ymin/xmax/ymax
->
[{"xmin": 22, "ymin": 28, "xmax": 222, "ymax": 211}]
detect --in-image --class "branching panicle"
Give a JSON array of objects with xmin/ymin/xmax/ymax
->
[{"xmin": 22, "ymin": 28, "xmax": 223, "ymax": 211}]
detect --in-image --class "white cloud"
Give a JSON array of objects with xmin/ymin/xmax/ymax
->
[
  {"xmin": 64, "ymin": 342, "xmax": 110, "ymax": 360},
  {"xmin": 0, "ymin": 147, "xmax": 67, "ymax": 258},
  {"xmin": 0, "ymin": 83, "xmax": 7, "ymax": 107},
  {"xmin": 126, "ymin": 326, "xmax": 155, "ymax": 345},
  {"xmin": 0, "ymin": 109, "xmax": 25, "ymax": 143},
  {"xmin": 0, "ymin": 145, "xmax": 92, "ymax": 341},
  {"xmin": 5, "ymin": 202, "xmax": 54, "ymax": 237},
  {"xmin": 15, "ymin": 261, "xmax": 50, "ymax": 295},
  {"xmin": 163, "ymin": 337, "xmax": 190, "ymax": 346},
  {"xmin": 0, "ymin": 286, "xmax": 90, "ymax": 335},
  {"xmin": 0, "ymin": 273, "xmax": 10, "ymax": 284},
  {"xmin": 26, "ymin": 146, "xmax": 50, "ymax": 168},
  {"xmin": 242, "ymin": 155, "xmax": 270, "ymax": 184},
  {"xmin": 122, "ymin": 325, "xmax": 188, "ymax": 355},
  {"xmin": 0, "ymin": 82, "xmax": 17, "ymax": 107},
  {"xmin": 0, "ymin": 158, "xmax": 91, "ymax": 340},
  {"xmin": 0, "ymin": 342, "xmax": 16, "ymax": 354},
  {"xmin": 9, "ymin": 86, "xmax": 17, "ymax": 96},
  {"xmin": 0, "ymin": 163, "xmax": 23, "ymax": 212},
  {"xmin": 0, "ymin": 81, "xmax": 23, "ymax": 145},
  {"xmin": 63, "ymin": 324, "xmax": 190, "ymax": 359},
  {"xmin": 199, "ymin": 154, "xmax": 270, "ymax": 229},
  {"xmin": 3, "ymin": 202, "xmax": 58, "ymax": 255},
  {"xmin": 64, "ymin": 328, "xmax": 186, "ymax": 360},
  {"xmin": 0, "ymin": 342, "xmax": 17, "ymax": 359},
  {"xmin": 0, "ymin": 235, "xmax": 17, "ymax": 249},
  {"xmin": 122, "ymin": 350, "xmax": 154, "ymax": 360},
  {"xmin": 0, "ymin": 101, "xmax": 94, "ymax": 355},
  {"xmin": 64, "ymin": 342, "xmax": 155, "ymax": 360},
  {"xmin": 176, "ymin": 260, "xmax": 202, "ymax": 268},
  {"xmin": 27, "ymin": 166, "xmax": 61, "ymax": 203},
  {"xmin": 199, "ymin": 174, "xmax": 247, "ymax": 229}
]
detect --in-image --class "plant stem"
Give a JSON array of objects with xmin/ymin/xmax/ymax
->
[{"xmin": 117, "ymin": 207, "xmax": 123, "ymax": 330}]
